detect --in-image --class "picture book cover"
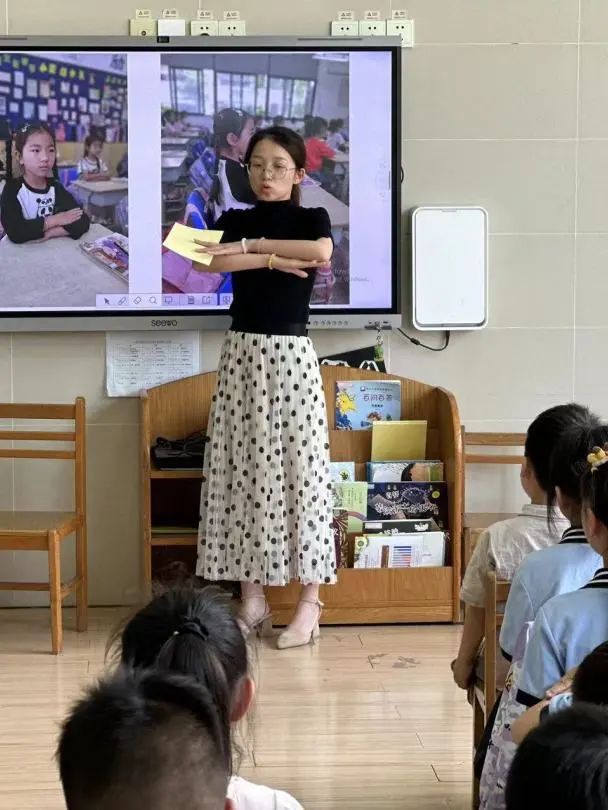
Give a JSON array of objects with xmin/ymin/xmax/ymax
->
[
  {"xmin": 332, "ymin": 508, "xmax": 350, "ymax": 568},
  {"xmin": 335, "ymin": 380, "xmax": 401, "ymax": 430},
  {"xmin": 330, "ymin": 461, "xmax": 356, "ymax": 482},
  {"xmin": 370, "ymin": 421, "xmax": 427, "ymax": 461},
  {"xmin": 80, "ymin": 232, "xmax": 129, "ymax": 282},
  {"xmin": 366, "ymin": 460, "xmax": 444, "ymax": 483},
  {"xmin": 367, "ymin": 482, "xmax": 448, "ymax": 529},
  {"xmin": 332, "ymin": 481, "xmax": 369, "ymax": 533},
  {"xmin": 363, "ymin": 518, "xmax": 440, "ymax": 535},
  {"xmin": 353, "ymin": 532, "xmax": 445, "ymax": 569}
]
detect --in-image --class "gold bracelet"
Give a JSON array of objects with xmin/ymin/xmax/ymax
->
[{"xmin": 267, "ymin": 253, "xmax": 276, "ymax": 270}]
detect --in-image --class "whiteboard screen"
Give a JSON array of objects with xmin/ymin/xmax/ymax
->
[{"xmin": 412, "ymin": 207, "xmax": 488, "ymax": 330}]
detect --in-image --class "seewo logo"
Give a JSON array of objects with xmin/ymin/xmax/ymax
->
[{"xmin": 150, "ymin": 319, "xmax": 178, "ymax": 328}]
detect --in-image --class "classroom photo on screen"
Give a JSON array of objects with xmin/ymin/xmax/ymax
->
[
  {"xmin": 160, "ymin": 51, "xmax": 351, "ymax": 308},
  {"xmin": 0, "ymin": 51, "xmax": 129, "ymax": 309}
]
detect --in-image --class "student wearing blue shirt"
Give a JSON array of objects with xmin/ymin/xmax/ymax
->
[
  {"xmin": 500, "ymin": 423, "xmax": 608, "ymax": 662},
  {"xmin": 516, "ymin": 443, "xmax": 608, "ymax": 707}
]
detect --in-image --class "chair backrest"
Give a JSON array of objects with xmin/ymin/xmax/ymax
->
[
  {"xmin": 484, "ymin": 569, "xmax": 511, "ymax": 710},
  {"xmin": 463, "ymin": 430, "xmax": 526, "ymax": 466},
  {"xmin": 0, "ymin": 399, "xmax": 86, "ymax": 517}
]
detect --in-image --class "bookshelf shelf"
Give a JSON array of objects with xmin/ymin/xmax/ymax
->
[{"xmin": 140, "ymin": 367, "xmax": 462, "ymax": 623}]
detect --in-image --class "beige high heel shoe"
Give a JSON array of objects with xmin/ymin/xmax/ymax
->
[
  {"xmin": 276, "ymin": 599, "xmax": 323, "ymax": 650},
  {"xmin": 237, "ymin": 596, "xmax": 273, "ymax": 640}
]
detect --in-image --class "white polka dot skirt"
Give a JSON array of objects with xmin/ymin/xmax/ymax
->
[{"xmin": 197, "ymin": 331, "xmax": 338, "ymax": 586}]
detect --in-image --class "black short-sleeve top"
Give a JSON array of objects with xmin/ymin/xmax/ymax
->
[{"xmin": 215, "ymin": 200, "xmax": 332, "ymax": 327}]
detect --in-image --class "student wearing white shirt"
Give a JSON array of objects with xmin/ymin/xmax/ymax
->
[
  {"xmin": 452, "ymin": 404, "xmax": 598, "ymax": 691},
  {"xmin": 115, "ymin": 587, "xmax": 305, "ymax": 810},
  {"xmin": 77, "ymin": 135, "xmax": 110, "ymax": 181},
  {"xmin": 500, "ymin": 422, "xmax": 608, "ymax": 662},
  {"xmin": 516, "ymin": 443, "xmax": 608, "ymax": 708}
]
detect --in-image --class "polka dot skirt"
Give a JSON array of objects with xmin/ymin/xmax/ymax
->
[{"xmin": 197, "ymin": 331, "xmax": 338, "ymax": 586}]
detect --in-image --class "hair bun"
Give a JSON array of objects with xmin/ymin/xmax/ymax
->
[{"xmin": 173, "ymin": 616, "xmax": 210, "ymax": 642}]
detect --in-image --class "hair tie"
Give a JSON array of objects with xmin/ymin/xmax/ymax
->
[
  {"xmin": 587, "ymin": 445, "xmax": 608, "ymax": 473},
  {"xmin": 172, "ymin": 617, "xmax": 210, "ymax": 642}
]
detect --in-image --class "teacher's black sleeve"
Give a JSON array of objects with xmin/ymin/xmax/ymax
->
[{"xmin": 307, "ymin": 206, "xmax": 333, "ymax": 240}]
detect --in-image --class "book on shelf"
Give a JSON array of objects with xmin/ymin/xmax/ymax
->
[
  {"xmin": 330, "ymin": 461, "xmax": 356, "ymax": 482},
  {"xmin": 366, "ymin": 460, "xmax": 444, "ymax": 483},
  {"xmin": 353, "ymin": 531, "xmax": 446, "ymax": 569},
  {"xmin": 363, "ymin": 518, "xmax": 440, "ymax": 535},
  {"xmin": 151, "ymin": 525, "xmax": 198, "ymax": 535},
  {"xmin": 370, "ymin": 421, "xmax": 427, "ymax": 461},
  {"xmin": 367, "ymin": 482, "xmax": 448, "ymax": 529},
  {"xmin": 331, "ymin": 481, "xmax": 369, "ymax": 533},
  {"xmin": 332, "ymin": 509, "xmax": 350, "ymax": 568},
  {"xmin": 335, "ymin": 380, "xmax": 401, "ymax": 430}
]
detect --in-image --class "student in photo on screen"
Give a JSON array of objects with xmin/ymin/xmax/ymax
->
[
  {"xmin": 304, "ymin": 117, "xmax": 336, "ymax": 185},
  {"xmin": 77, "ymin": 135, "xmax": 110, "ymax": 182},
  {"xmin": 0, "ymin": 122, "xmax": 90, "ymax": 245},
  {"xmin": 210, "ymin": 108, "xmax": 257, "ymax": 223}
]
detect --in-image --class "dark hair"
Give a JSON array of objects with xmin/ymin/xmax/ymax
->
[
  {"xmin": 13, "ymin": 121, "xmax": 55, "ymax": 155},
  {"xmin": 117, "ymin": 586, "xmax": 248, "ymax": 769},
  {"xmin": 244, "ymin": 125, "xmax": 306, "ymax": 205},
  {"xmin": 309, "ymin": 116, "xmax": 328, "ymax": 138},
  {"xmin": 506, "ymin": 704, "xmax": 608, "ymax": 810},
  {"xmin": 573, "ymin": 642, "xmax": 608, "ymax": 704},
  {"xmin": 524, "ymin": 404, "xmax": 597, "ymax": 494},
  {"xmin": 272, "ymin": 115, "xmax": 285, "ymax": 126},
  {"xmin": 84, "ymin": 135, "xmax": 103, "ymax": 154},
  {"xmin": 547, "ymin": 421, "xmax": 608, "ymax": 518},
  {"xmin": 58, "ymin": 668, "xmax": 231, "ymax": 810},
  {"xmin": 213, "ymin": 107, "xmax": 252, "ymax": 150},
  {"xmin": 329, "ymin": 118, "xmax": 344, "ymax": 133}
]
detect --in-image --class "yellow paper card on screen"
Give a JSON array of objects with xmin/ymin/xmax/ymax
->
[{"xmin": 163, "ymin": 223, "xmax": 223, "ymax": 266}]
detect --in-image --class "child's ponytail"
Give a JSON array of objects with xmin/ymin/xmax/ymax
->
[{"xmin": 581, "ymin": 443, "xmax": 608, "ymax": 527}]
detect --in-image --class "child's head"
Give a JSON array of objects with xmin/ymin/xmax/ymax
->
[
  {"xmin": 116, "ymin": 587, "xmax": 253, "ymax": 747},
  {"xmin": 581, "ymin": 444, "xmax": 608, "ymax": 555},
  {"xmin": 58, "ymin": 668, "xmax": 233, "ymax": 810},
  {"xmin": 506, "ymin": 704, "xmax": 608, "ymax": 810},
  {"xmin": 244, "ymin": 126, "xmax": 306, "ymax": 205},
  {"xmin": 272, "ymin": 115, "xmax": 285, "ymax": 127},
  {"xmin": 84, "ymin": 135, "xmax": 104, "ymax": 160},
  {"xmin": 14, "ymin": 121, "xmax": 56, "ymax": 180},
  {"xmin": 309, "ymin": 116, "xmax": 328, "ymax": 138},
  {"xmin": 547, "ymin": 420, "xmax": 608, "ymax": 525},
  {"xmin": 213, "ymin": 108, "xmax": 255, "ymax": 161},
  {"xmin": 521, "ymin": 404, "xmax": 599, "ymax": 507},
  {"xmin": 573, "ymin": 642, "xmax": 608, "ymax": 704},
  {"xmin": 329, "ymin": 118, "xmax": 344, "ymax": 133}
]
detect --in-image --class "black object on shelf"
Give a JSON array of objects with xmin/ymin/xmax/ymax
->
[{"xmin": 152, "ymin": 431, "xmax": 208, "ymax": 470}]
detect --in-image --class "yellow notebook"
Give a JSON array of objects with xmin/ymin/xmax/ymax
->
[
  {"xmin": 371, "ymin": 420, "xmax": 428, "ymax": 462},
  {"xmin": 163, "ymin": 222, "xmax": 223, "ymax": 266}
]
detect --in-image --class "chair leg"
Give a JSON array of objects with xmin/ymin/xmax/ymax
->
[
  {"xmin": 47, "ymin": 531, "xmax": 63, "ymax": 655},
  {"xmin": 472, "ymin": 697, "xmax": 484, "ymax": 810},
  {"xmin": 75, "ymin": 526, "xmax": 88, "ymax": 632}
]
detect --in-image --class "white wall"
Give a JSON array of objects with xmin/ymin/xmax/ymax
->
[{"xmin": 1, "ymin": 0, "xmax": 604, "ymax": 605}]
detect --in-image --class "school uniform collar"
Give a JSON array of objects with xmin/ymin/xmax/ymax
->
[
  {"xmin": 520, "ymin": 503, "xmax": 549, "ymax": 519},
  {"xmin": 583, "ymin": 568, "xmax": 608, "ymax": 589},
  {"xmin": 559, "ymin": 526, "xmax": 587, "ymax": 544}
]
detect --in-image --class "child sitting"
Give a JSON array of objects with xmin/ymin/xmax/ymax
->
[
  {"xmin": 0, "ymin": 122, "xmax": 90, "ymax": 244},
  {"xmin": 210, "ymin": 108, "xmax": 257, "ymax": 223},
  {"xmin": 58, "ymin": 668, "xmax": 234, "ymax": 810},
  {"xmin": 506, "ymin": 704, "xmax": 608, "ymax": 810},
  {"xmin": 512, "ymin": 640, "xmax": 608, "ymax": 743},
  {"xmin": 111, "ymin": 586, "xmax": 304, "ymax": 810},
  {"xmin": 452, "ymin": 404, "xmax": 595, "ymax": 690},
  {"xmin": 77, "ymin": 135, "xmax": 110, "ymax": 181},
  {"xmin": 516, "ymin": 442, "xmax": 608, "ymax": 708},
  {"xmin": 304, "ymin": 117, "xmax": 336, "ymax": 186},
  {"xmin": 500, "ymin": 423, "xmax": 608, "ymax": 663}
]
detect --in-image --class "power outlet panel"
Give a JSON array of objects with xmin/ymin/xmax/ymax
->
[
  {"xmin": 331, "ymin": 20, "xmax": 359, "ymax": 35},
  {"xmin": 387, "ymin": 18, "xmax": 414, "ymax": 46},
  {"xmin": 358, "ymin": 19, "xmax": 387, "ymax": 35},
  {"xmin": 218, "ymin": 20, "xmax": 246, "ymax": 35},
  {"xmin": 191, "ymin": 20, "xmax": 219, "ymax": 35},
  {"xmin": 130, "ymin": 17, "xmax": 157, "ymax": 35}
]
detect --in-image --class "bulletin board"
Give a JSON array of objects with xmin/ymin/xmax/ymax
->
[{"xmin": 0, "ymin": 52, "xmax": 128, "ymax": 143}]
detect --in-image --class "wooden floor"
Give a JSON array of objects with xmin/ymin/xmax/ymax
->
[{"xmin": 0, "ymin": 609, "xmax": 471, "ymax": 810}]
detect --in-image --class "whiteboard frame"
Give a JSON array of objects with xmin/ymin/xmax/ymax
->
[{"xmin": 411, "ymin": 206, "xmax": 488, "ymax": 331}]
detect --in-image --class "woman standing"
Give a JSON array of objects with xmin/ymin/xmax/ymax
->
[{"xmin": 195, "ymin": 127, "xmax": 337, "ymax": 649}]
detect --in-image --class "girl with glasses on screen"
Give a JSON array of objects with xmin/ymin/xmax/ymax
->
[{"xmin": 193, "ymin": 126, "xmax": 337, "ymax": 650}]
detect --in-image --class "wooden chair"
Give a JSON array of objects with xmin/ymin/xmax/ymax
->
[
  {"xmin": 0, "ymin": 399, "xmax": 87, "ymax": 654},
  {"xmin": 462, "ymin": 430, "xmax": 526, "ymax": 583},
  {"xmin": 471, "ymin": 570, "xmax": 511, "ymax": 808}
]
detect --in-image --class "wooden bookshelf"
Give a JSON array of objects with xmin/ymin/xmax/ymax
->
[{"xmin": 140, "ymin": 366, "xmax": 463, "ymax": 623}]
